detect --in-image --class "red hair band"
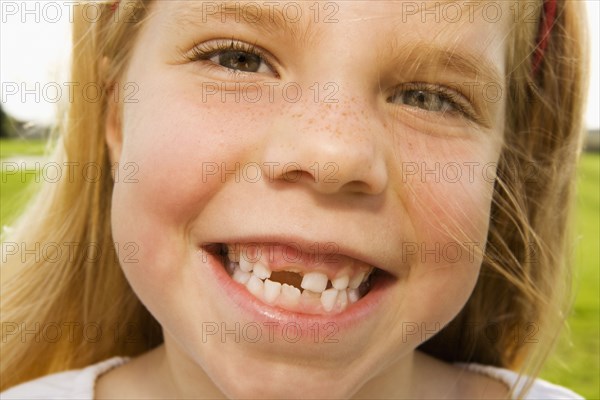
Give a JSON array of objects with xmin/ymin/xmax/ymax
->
[
  {"xmin": 533, "ymin": 0, "xmax": 558, "ymax": 75},
  {"xmin": 108, "ymin": 0, "xmax": 556, "ymax": 74}
]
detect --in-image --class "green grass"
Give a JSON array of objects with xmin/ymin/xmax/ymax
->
[
  {"xmin": 0, "ymin": 170, "xmax": 39, "ymax": 228},
  {"xmin": 1, "ymin": 139, "xmax": 598, "ymax": 397},
  {"xmin": 540, "ymin": 153, "xmax": 600, "ymax": 399},
  {"xmin": 0, "ymin": 139, "xmax": 48, "ymax": 227},
  {"xmin": 0, "ymin": 138, "xmax": 48, "ymax": 159}
]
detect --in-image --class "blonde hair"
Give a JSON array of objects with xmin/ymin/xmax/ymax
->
[{"xmin": 1, "ymin": 0, "xmax": 589, "ymax": 397}]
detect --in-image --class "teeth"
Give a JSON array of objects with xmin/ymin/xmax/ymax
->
[
  {"xmin": 225, "ymin": 245, "xmax": 374, "ymax": 314},
  {"xmin": 281, "ymin": 283, "xmax": 301, "ymax": 305},
  {"xmin": 348, "ymin": 288, "xmax": 360, "ymax": 303},
  {"xmin": 301, "ymin": 272, "xmax": 328, "ymax": 293},
  {"xmin": 331, "ymin": 275, "xmax": 349, "ymax": 290},
  {"xmin": 225, "ymin": 260, "xmax": 235, "ymax": 274},
  {"xmin": 227, "ymin": 247, "xmax": 240, "ymax": 263},
  {"xmin": 337, "ymin": 289, "xmax": 348, "ymax": 309},
  {"xmin": 252, "ymin": 262, "xmax": 271, "ymax": 280},
  {"xmin": 349, "ymin": 271, "xmax": 365, "ymax": 289},
  {"xmin": 320, "ymin": 288, "xmax": 338, "ymax": 312},
  {"xmin": 263, "ymin": 279, "xmax": 281, "ymax": 304},
  {"xmin": 301, "ymin": 289, "xmax": 320, "ymax": 301},
  {"xmin": 239, "ymin": 257, "xmax": 253, "ymax": 272},
  {"xmin": 232, "ymin": 267, "xmax": 251, "ymax": 284},
  {"xmin": 246, "ymin": 275, "xmax": 264, "ymax": 299}
]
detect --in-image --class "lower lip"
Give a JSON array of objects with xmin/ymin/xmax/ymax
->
[{"xmin": 200, "ymin": 247, "xmax": 396, "ymax": 333}]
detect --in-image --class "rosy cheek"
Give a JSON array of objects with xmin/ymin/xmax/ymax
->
[
  {"xmin": 115, "ymin": 91, "xmax": 266, "ymax": 221},
  {"xmin": 398, "ymin": 155, "xmax": 497, "ymax": 277},
  {"xmin": 110, "ymin": 84, "xmax": 282, "ymax": 294}
]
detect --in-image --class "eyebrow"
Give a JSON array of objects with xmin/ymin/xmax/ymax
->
[
  {"xmin": 170, "ymin": 1, "xmax": 317, "ymax": 44},
  {"xmin": 170, "ymin": 1, "xmax": 504, "ymax": 86},
  {"xmin": 384, "ymin": 41, "xmax": 505, "ymax": 86}
]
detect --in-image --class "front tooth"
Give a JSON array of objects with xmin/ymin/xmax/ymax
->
[
  {"xmin": 332, "ymin": 275, "xmax": 349, "ymax": 290},
  {"xmin": 348, "ymin": 288, "xmax": 360, "ymax": 303},
  {"xmin": 349, "ymin": 271, "xmax": 365, "ymax": 289},
  {"xmin": 246, "ymin": 275, "xmax": 264, "ymax": 299},
  {"xmin": 320, "ymin": 288, "xmax": 338, "ymax": 312},
  {"xmin": 301, "ymin": 272, "xmax": 328, "ymax": 293},
  {"xmin": 337, "ymin": 289, "xmax": 348, "ymax": 310},
  {"xmin": 239, "ymin": 257, "xmax": 253, "ymax": 272},
  {"xmin": 281, "ymin": 284, "xmax": 301, "ymax": 305},
  {"xmin": 233, "ymin": 268, "xmax": 251, "ymax": 284},
  {"xmin": 263, "ymin": 279, "xmax": 281, "ymax": 304},
  {"xmin": 253, "ymin": 262, "xmax": 271, "ymax": 280}
]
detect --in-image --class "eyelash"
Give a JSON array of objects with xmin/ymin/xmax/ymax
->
[
  {"xmin": 391, "ymin": 82, "xmax": 479, "ymax": 122},
  {"xmin": 185, "ymin": 40, "xmax": 479, "ymax": 122},
  {"xmin": 186, "ymin": 39, "xmax": 278, "ymax": 77}
]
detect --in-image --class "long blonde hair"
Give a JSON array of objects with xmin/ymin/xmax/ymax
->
[{"xmin": 1, "ymin": 1, "xmax": 588, "ymax": 397}]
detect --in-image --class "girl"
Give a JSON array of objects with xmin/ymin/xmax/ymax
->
[{"xmin": 0, "ymin": 0, "xmax": 589, "ymax": 398}]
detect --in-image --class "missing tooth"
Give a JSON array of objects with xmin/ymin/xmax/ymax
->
[{"xmin": 269, "ymin": 271, "xmax": 303, "ymax": 290}]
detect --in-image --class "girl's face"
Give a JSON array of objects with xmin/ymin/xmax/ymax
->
[{"xmin": 108, "ymin": 1, "xmax": 508, "ymax": 397}]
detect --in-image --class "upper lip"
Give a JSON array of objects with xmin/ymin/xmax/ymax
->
[{"xmin": 201, "ymin": 234, "xmax": 398, "ymax": 278}]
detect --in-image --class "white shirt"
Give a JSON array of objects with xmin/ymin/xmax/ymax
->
[{"xmin": 0, "ymin": 357, "xmax": 584, "ymax": 399}]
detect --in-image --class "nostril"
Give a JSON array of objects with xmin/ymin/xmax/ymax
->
[
  {"xmin": 343, "ymin": 180, "xmax": 375, "ymax": 194},
  {"xmin": 281, "ymin": 169, "xmax": 314, "ymax": 184}
]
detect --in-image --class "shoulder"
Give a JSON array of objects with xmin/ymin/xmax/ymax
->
[
  {"xmin": 0, "ymin": 357, "xmax": 129, "ymax": 400},
  {"xmin": 458, "ymin": 363, "xmax": 584, "ymax": 399}
]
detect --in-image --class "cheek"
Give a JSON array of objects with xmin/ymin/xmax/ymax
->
[
  {"xmin": 109, "ymin": 86, "xmax": 269, "ymax": 305},
  {"xmin": 414, "ymin": 176, "xmax": 495, "ymax": 250},
  {"xmin": 384, "ymin": 140, "xmax": 500, "ymax": 340},
  {"xmin": 111, "ymin": 74, "xmax": 278, "ymax": 229},
  {"xmin": 116, "ymin": 97, "xmax": 260, "ymax": 214},
  {"xmin": 400, "ymin": 136, "xmax": 500, "ymax": 252}
]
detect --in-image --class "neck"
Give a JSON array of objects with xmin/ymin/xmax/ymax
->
[{"xmin": 157, "ymin": 336, "xmax": 422, "ymax": 399}]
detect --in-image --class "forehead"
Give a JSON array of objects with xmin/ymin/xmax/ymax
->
[
  {"xmin": 160, "ymin": 1, "xmax": 512, "ymax": 37},
  {"xmin": 145, "ymin": 0, "xmax": 511, "ymax": 81}
]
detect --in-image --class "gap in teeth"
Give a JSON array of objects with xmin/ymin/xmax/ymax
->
[
  {"xmin": 269, "ymin": 270, "xmax": 303, "ymax": 290},
  {"xmin": 223, "ymin": 252, "xmax": 374, "ymax": 313},
  {"xmin": 227, "ymin": 259, "xmax": 370, "ymax": 294}
]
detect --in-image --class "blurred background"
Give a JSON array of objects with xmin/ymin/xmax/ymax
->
[{"xmin": 1, "ymin": 1, "xmax": 598, "ymax": 398}]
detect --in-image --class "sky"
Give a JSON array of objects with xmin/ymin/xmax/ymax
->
[{"xmin": 0, "ymin": 1, "xmax": 599, "ymax": 129}]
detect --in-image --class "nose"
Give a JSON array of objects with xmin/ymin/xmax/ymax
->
[{"xmin": 260, "ymin": 99, "xmax": 388, "ymax": 196}]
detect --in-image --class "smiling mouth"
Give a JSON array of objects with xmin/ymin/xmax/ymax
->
[{"xmin": 207, "ymin": 243, "xmax": 382, "ymax": 315}]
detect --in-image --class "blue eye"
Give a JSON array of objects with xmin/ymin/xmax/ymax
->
[
  {"xmin": 394, "ymin": 89, "xmax": 456, "ymax": 113},
  {"xmin": 388, "ymin": 83, "xmax": 477, "ymax": 121}
]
